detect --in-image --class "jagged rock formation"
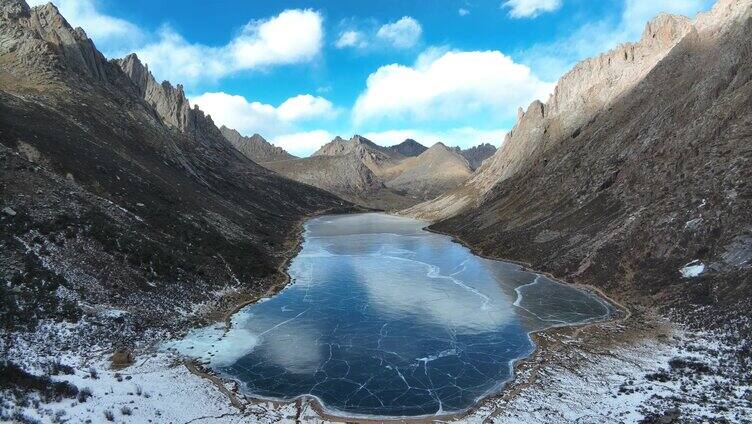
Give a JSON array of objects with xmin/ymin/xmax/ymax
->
[
  {"xmin": 461, "ymin": 143, "xmax": 497, "ymax": 170},
  {"xmin": 117, "ymin": 54, "xmax": 201, "ymax": 133},
  {"xmin": 268, "ymin": 136, "xmax": 479, "ymax": 210},
  {"xmin": 406, "ymin": 12, "xmax": 696, "ymax": 221},
  {"xmin": 266, "ymin": 135, "xmax": 412, "ymax": 210},
  {"xmin": 429, "ymin": 0, "xmax": 752, "ymax": 321},
  {"xmin": 0, "ymin": 0, "xmax": 353, "ymax": 340},
  {"xmin": 313, "ymin": 135, "xmax": 405, "ymax": 177},
  {"xmin": 388, "ymin": 139, "xmax": 427, "ymax": 157},
  {"xmin": 385, "ymin": 143, "xmax": 473, "ymax": 200},
  {"xmin": 219, "ymin": 126, "xmax": 295, "ymax": 163}
]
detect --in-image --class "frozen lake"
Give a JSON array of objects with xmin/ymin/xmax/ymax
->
[{"xmin": 170, "ymin": 213, "xmax": 613, "ymax": 417}]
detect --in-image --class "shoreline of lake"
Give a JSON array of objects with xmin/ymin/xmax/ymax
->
[{"xmin": 170, "ymin": 212, "xmax": 623, "ymax": 421}]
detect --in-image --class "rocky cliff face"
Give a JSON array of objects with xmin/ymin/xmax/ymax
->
[
  {"xmin": 388, "ymin": 139, "xmax": 427, "ymax": 157},
  {"xmin": 461, "ymin": 143, "xmax": 497, "ymax": 170},
  {"xmin": 407, "ymin": 12, "xmax": 695, "ymax": 221},
  {"xmin": 0, "ymin": 0, "xmax": 353, "ymax": 343},
  {"xmin": 117, "ymin": 53, "xmax": 218, "ymax": 139},
  {"xmin": 219, "ymin": 126, "xmax": 295, "ymax": 163},
  {"xmin": 430, "ymin": 0, "xmax": 752, "ymax": 322}
]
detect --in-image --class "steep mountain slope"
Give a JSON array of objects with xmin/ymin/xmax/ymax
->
[
  {"xmin": 384, "ymin": 143, "xmax": 473, "ymax": 200},
  {"xmin": 219, "ymin": 126, "xmax": 295, "ymax": 163},
  {"xmin": 388, "ymin": 139, "xmax": 427, "ymax": 157},
  {"xmin": 0, "ymin": 0, "xmax": 353, "ymax": 340},
  {"xmin": 406, "ymin": 12, "xmax": 696, "ymax": 221},
  {"xmin": 431, "ymin": 0, "xmax": 752, "ymax": 320},
  {"xmin": 461, "ymin": 143, "xmax": 497, "ymax": 170},
  {"xmin": 313, "ymin": 135, "xmax": 405, "ymax": 177},
  {"xmin": 269, "ymin": 135, "xmax": 479, "ymax": 209},
  {"xmin": 266, "ymin": 135, "xmax": 419, "ymax": 210}
]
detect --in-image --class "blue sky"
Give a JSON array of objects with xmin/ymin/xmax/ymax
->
[{"xmin": 31, "ymin": 0, "xmax": 714, "ymax": 155}]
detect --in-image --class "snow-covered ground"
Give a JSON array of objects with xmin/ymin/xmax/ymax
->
[{"xmin": 3, "ymin": 314, "xmax": 750, "ymax": 423}]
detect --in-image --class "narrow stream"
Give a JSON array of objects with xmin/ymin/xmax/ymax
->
[{"xmin": 169, "ymin": 213, "xmax": 613, "ymax": 418}]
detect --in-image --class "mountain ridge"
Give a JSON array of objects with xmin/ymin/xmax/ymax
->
[
  {"xmin": 429, "ymin": 0, "xmax": 752, "ymax": 322},
  {"xmin": 0, "ymin": 0, "xmax": 354, "ymax": 341},
  {"xmin": 405, "ymin": 11, "xmax": 698, "ymax": 220},
  {"xmin": 219, "ymin": 126, "xmax": 296, "ymax": 163}
]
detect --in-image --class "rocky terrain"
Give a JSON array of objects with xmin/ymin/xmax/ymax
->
[
  {"xmin": 384, "ymin": 142, "xmax": 473, "ymax": 200},
  {"xmin": 219, "ymin": 126, "xmax": 296, "ymax": 163},
  {"xmin": 387, "ymin": 138, "xmax": 427, "ymax": 157},
  {"xmin": 406, "ymin": 12, "xmax": 699, "ymax": 221},
  {"xmin": 461, "ymin": 142, "xmax": 497, "ymax": 170},
  {"xmin": 265, "ymin": 135, "xmax": 479, "ymax": 210},
  {"xmin": 2, "ymin": 0, "xmax": 751, "ymax": 422},
  {"xmin": 0, "ymin": 0, "xmax": 355, "ymax": 417},
  {"xmin": 427, "ymin": 0, "xmax": 751, "ymax": 343}
]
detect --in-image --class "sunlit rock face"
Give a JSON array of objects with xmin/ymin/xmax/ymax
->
[{"xmin": 170, "ymin": 213, "xmax": 612, "ymax": 417}]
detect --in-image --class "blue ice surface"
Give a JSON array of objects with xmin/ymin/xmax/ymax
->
[{"xmin": 174, "ymin": 213, "xmax": 612, "ymax": 418}]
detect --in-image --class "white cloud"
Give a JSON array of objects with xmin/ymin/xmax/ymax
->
[
  {"xmin": 459, "ymin": 8, "xmax": 471, "ymax": 16},
  {"xmin": 336, "ymin": 16, "xmax": 422, "ymax": 51},
  {"xmin": 353, "ymin": 49, "xmax": 554, "ymax": 125},
  {"xmin": 190, "ymin": 92, "xmax": 335, "ymax": 138},
  {"xmin": 502, "ymin": 0, "xmax": 562, "ymax": 18},
  {"xmin": 376, "ymin": 16, "xmax": 422, "ymax": 48},
  {"xmin": 26, "ymin": 0, "xmax": 143, "ymax": 53},
  {"xmin": 277, "ymin": 95, "xmax": 336, "ymax": 122},
  {"xmin": 137, "ymin": 9, "xmax": 323, "ymax": 85},
  {"xmin": 334, "ymin": 30, "xmax": 367, "ymax": 49},
  {"xmin": 272, "ymin": 130, "xmax": 335, "ymax": 156},
  {"xmin": 363, "ymin": 128, "xmax": 508, "ymax": 150}
]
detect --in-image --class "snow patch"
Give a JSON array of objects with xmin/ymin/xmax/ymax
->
[{"xmin": 680, "ymin": 260, "xmax": 705, "ymax": 278}]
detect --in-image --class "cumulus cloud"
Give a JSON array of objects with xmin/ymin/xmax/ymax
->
[
  {"xmin": 137, "ymin": 9, "xmax": 323, "ymax": 85},
  {"xmin": 353, "ymin": 49, "xmax": 554, "ymax": 125},
  {"xmin": 376, "ymin": 17, "xmax": 422, "ymax": 48},
  {"xmin": 363, "ymin": 128, "xmax": 508, "ymax": 150},
  {"xmin": 502, "ymin": 0, "xmax": 562, "ymax": 18},
  {"xmin": 26, "ymin": 0, "xmax": 143, "ymax": 53},
  {"xmin": 459, "ymin": 8, "xmax": 471, "ymax": 16},
  {"xmin": 190, "ymin": 92, "xmax": 336, "ymax": 140},
  {"xmin": 272, "ymin": 130, "xmax": 336, "ymax": 156},
  {"xmin": 334, "ymin": 30, "xmax": 367, "ymax": 49},
  {"xmin": 335, "ymin": 16, "xmax": 422, "ymax": 51}
]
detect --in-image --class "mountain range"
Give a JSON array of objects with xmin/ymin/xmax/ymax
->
[
  {"xmin": 412, "ymin": 0, "xmax": 752, "ymax": 324},
  {"xmin": 1, "ymin": 0, "xmax": 750, "ymax": 421},
  {"xmin": 217, "ymin": 131, "xmax": 495, "ymax": 209},
  {"xmin": 0, "ymin": 0, "xmax": 354, "ymax": 336}
]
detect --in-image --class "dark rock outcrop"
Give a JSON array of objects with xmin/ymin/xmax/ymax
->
[
  {"xmin": 388, "ymin": 139, "xmax": 427, "ymax": 157},
  {"xmin": 461, "ymin": 143, "xmax": 497, "ymax": 170}
]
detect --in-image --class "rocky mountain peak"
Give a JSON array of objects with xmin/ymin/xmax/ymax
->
[
  {"xmin": 117, "ymin": 53, "xmax": 209, "ymax": 135},
  {"xmin": 0, "ymin": 0, "xmax": 111, "ymax": 83},
  {"xmin": 427, "ymin": 142, "xmax": 450, "ymax": 151},
  {"xmin": 387, "ymin": 139, "xmax": 427, "ymax": 157},
  {"xmin": 219, "ymin": 126, "xmax": 295, "ymax": 163},
  {"xmin": 461, "ymin": 143, "xmax": 497, "ymax": 170},
  {"xmin": 406, "ymin": 3, "xmax": 698, "ymax": 221}
]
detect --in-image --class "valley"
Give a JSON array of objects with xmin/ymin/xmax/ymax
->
[{"xmin": 1, "ymin": 0, "xmax": 751, "ymax": 423}]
